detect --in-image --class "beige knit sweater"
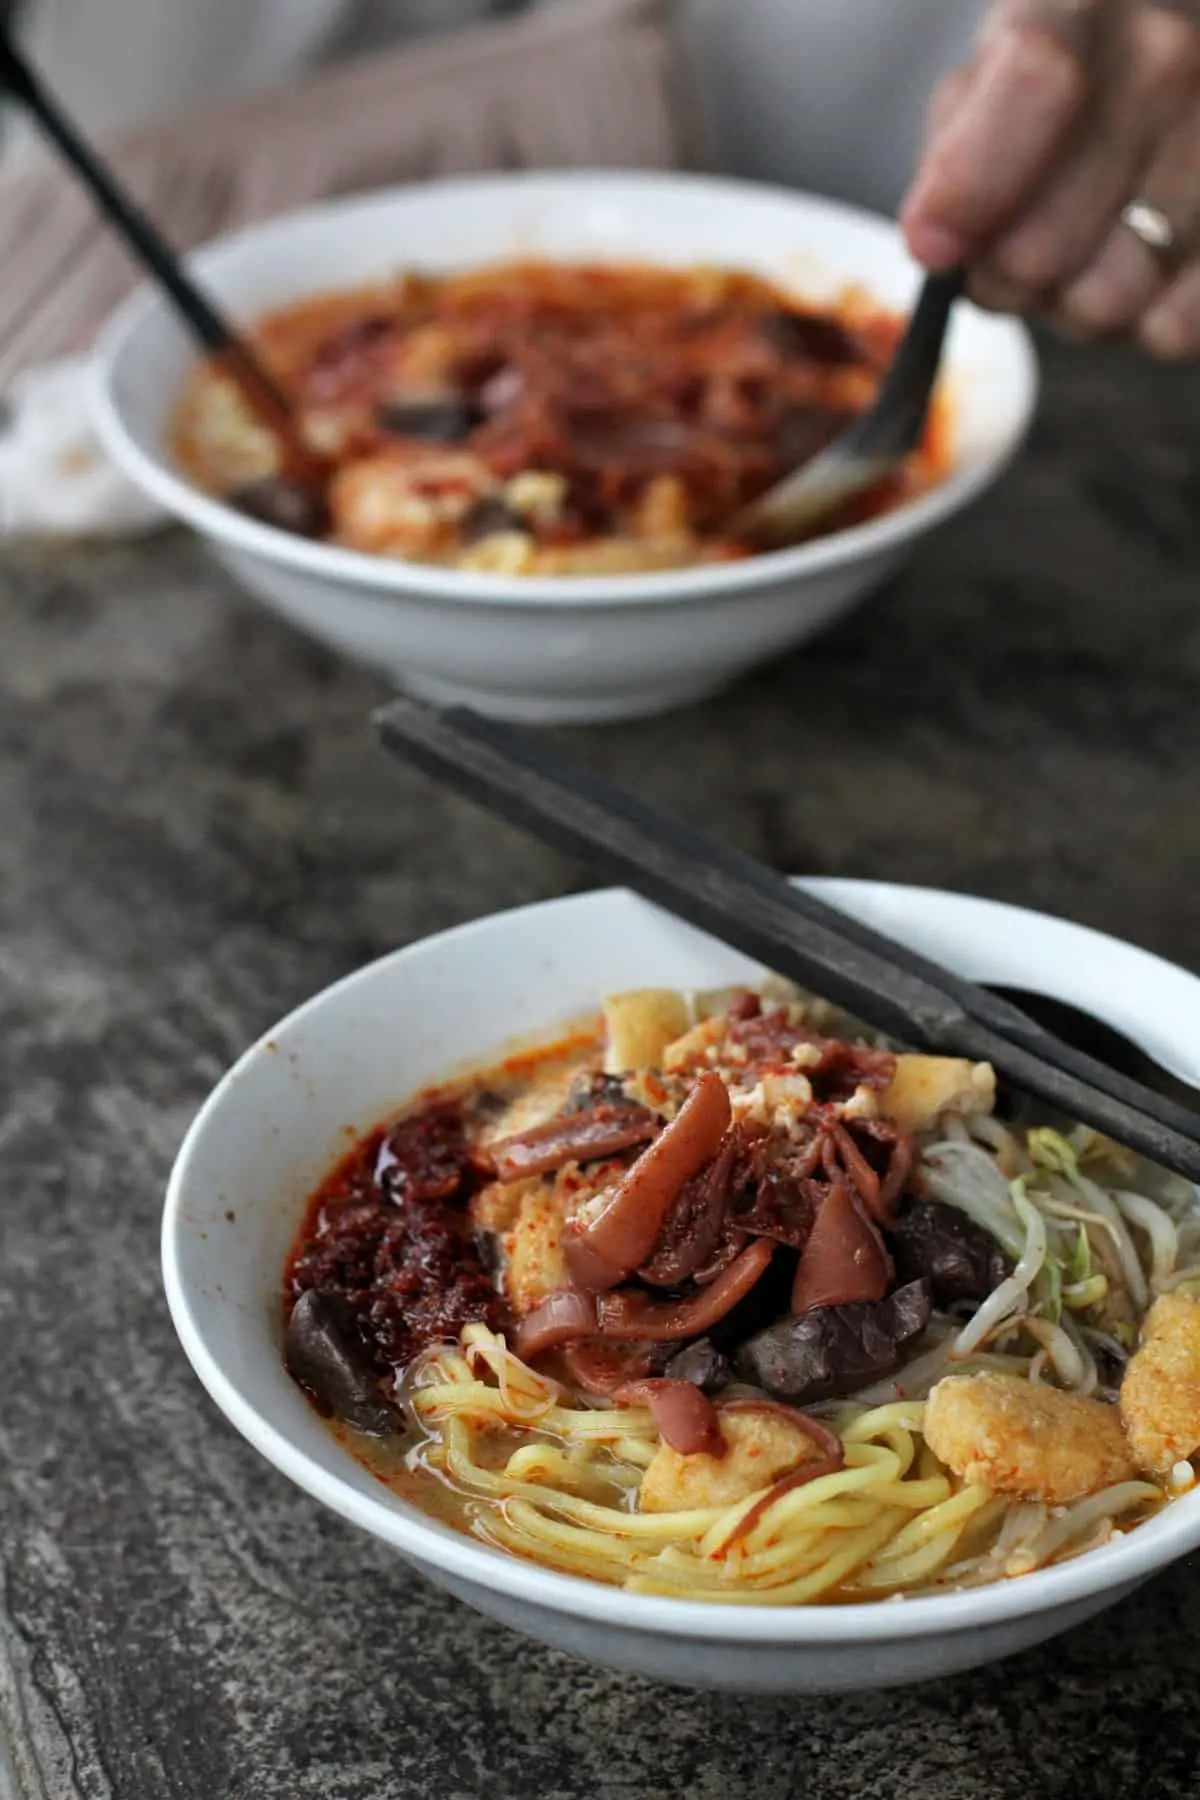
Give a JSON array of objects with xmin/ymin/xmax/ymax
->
[{"xmin": 0, "ymin": 0, "xmax": 690, "ymax": 385}]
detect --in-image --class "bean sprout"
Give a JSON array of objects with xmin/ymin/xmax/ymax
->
[
  {"xmin": 1071, "ymin": 1173, "xmax": 1149, "ymax": 1310},
  {"xmin": 1115, "ymin": 1191, "xmax": 1179, "ymax": 1284},
  {"xmin": 954, "ymin": 1188, "xmax": 1046, "ymax": 1357},
  {"xmin": 922, "ymin": 1141, "xmax": 1026, "ymax": 1260},
  {"xmin": 1154, "ymin": 1266, "xmax": 1200, "ymax": 1296},
  {"xmin": 1077, "ymin": 1324, "xmax": 1130, "ymax": 1365},
  {"xmin": 1023, "ymin": 1316, "xmax": 1088, "ymax": 1389},
  {"xmin": 1021, "ymin": 1483, "xmax": 1161, "ymax": 1566},
  {"xmin": 967, "ymin": 1112, "xmax": 1033, "ymax": 1176}
]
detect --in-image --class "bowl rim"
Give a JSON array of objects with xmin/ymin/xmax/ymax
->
[
  {"xmin": 92, "ymin": 167, "xmax": 1038, "ymax": 611},
  {"xmin": 163, "ymin": 879, "xmax": 1200, "ymax": 1644}
]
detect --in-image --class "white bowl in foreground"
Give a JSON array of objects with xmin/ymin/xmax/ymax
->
[
  {"xmin": 94, "ymin": 172, "xmax": 1037, "ymax": 724},
  {"xmin": 163, "ymin": 881, "xmax": 1200, "ymax": 1693}
]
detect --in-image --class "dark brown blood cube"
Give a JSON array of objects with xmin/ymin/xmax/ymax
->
[{"xmin": 229, "ymin": 475, "xmax": 329, "ymax": 538}]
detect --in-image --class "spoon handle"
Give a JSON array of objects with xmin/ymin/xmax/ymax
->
[{"xmin": 845, "ymin": 266, "xmax": 965, "ymax": 461}]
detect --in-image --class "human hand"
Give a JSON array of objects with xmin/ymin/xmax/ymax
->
[{"xmin": 901, "ymin": 0, "xmax": 1200, "ymax": 356}]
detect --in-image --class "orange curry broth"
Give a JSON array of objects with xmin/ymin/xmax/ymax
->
[{"xmin": 178, "ymin": 260, "xmax": 952, "ymax": 554}]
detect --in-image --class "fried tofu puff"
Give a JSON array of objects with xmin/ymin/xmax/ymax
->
[
  {"xmin": 639, "ymin": 1407, "xmax": 822, "ymax": 1513},
  {"xmin": 602, "ymin": 989, "xmax": 692, "ymax": 1076},
  {"xmin": 878, "ymin": 1055, "xmax": 996, "ymax": 1135},
  {"xmin": 924, "ymin": 1371, "xmax": 1136, "ymax": 1504},
  {"xmin": 1121, "ymin": 1292, "xmax": 1200, "ymax": 1476}
]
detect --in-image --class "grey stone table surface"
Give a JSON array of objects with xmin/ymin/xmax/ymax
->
[{"xmin": 3, "ymin": 332, "xmax": 1200, "ymax": 1800}]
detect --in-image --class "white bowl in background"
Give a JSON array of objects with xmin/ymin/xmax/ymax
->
[
  {"xmin": 93, "ymin": 173, "xmax": 1037, "ymax": 725},
  {"xmin": 163, "ymin": 881, "xmax": 1200, "ymax": 1693}
]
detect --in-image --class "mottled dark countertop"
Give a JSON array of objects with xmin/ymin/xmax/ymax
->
[{"xmin": 4, "ymin": 333, "xmax": 1200, "ymax": 1800}]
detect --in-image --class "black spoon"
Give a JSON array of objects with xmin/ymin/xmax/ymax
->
[
  {"xmin": 736, "ymin": 267, "xmax": 964, "ymax": 548},
  {"xmin": 988, "ymin": 986, "xmax": 1199, "ymax": 1113},
  {"xmin": 0, "ymin": 28, "xmax": 329, "ymax": 534}
]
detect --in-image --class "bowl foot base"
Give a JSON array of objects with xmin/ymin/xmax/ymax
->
[{"xmin": 397, "ymin": 669, "xmax": 733, "ymax": 724}]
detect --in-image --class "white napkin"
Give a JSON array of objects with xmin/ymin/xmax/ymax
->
[{"xmin": 0, "ymin": 358, "xmax": 165, "ymax": 538}]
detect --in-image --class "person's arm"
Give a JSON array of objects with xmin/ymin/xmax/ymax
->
[{"xmin": 901, "ymin": 0, "xmax": 1200, "ymax": 356}]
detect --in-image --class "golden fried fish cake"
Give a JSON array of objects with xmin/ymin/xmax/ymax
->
[
  {"xmin": 1121, "ymin": 1292, "xmax": 1200, "ymax": 1476},
  {"xmin": 925, "ymin": 1371, "xmax": 1135, "ymax": 1504}
]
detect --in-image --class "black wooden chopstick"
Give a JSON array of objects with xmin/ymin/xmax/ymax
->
[
  {"xmin": 0, "ymin": 29, "xmax": 319, "ymax": 482},
  {"xmin": 718, "ymin": 845, "xmax": 1200, "ymax": 1147},
  {"xmin": 374, "ymin": 696, "xmax": 1200, "ymax": 1185},
  {"xmin": 0, "ymin": 33, "xmax": 231, "ymax": 358}
]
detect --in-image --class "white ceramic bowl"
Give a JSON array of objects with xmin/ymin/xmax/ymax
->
[
  {"xmin": 93, "ymin": 172, "xmax": 1037, "ymax": 724},
  {"xmin": 164, "ymin": 880, "xmax": 1200, "ymax": 1694}
]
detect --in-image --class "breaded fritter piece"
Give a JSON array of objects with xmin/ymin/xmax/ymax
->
[
  {"xmin": 924, "ymin": 1371, "xmax": 1135, "ymax": 1504},
  {"xmin": 481, "ymin": 1162, "xmax": 620, "ymax": 1316},
  {"xmin": 1121, "ymin": 1292, "xmax": 1200, "ymax": 1476},
  {"xmin": 498, "ymin": 1176, "xmax": 572, "ymax": 1316},
  {"xmin": 639, "ymin": 1407, "xmax": 821, "ymax": 1513},
  {"xmin": 472, "ymin": 1174, "xmax": 537, "ymax": 1241}
]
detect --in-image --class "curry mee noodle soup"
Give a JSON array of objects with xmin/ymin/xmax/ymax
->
[
  {"xmin": 174, "ymin": 260, "xmax": 948, "ymax": 575},
  {"xmin": 283, "ymin": 982, "xmax": 1200, "ymax": 1605}
]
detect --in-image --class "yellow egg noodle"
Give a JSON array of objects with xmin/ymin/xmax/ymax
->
[
  {"xmin": 287, "ymin": 984, "xmax": 1200, "ymax": 1603},
  {"xmin": 403, "ymin": 1324, "xmax": 1159, "ymax": 1603}
]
